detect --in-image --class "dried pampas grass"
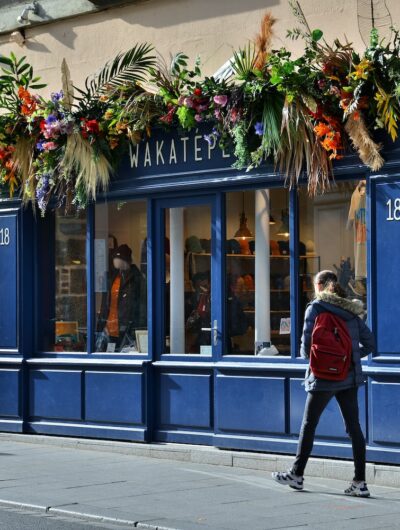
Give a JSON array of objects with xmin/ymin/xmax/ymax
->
[
  {"xmin": 62, "ymin": 133, "xmax": 112, "ymax": 199},
  {"xmin": 254, "ymin": 12, "xmax": 276, "ymax": 70},
  {"xmin": 12, "ymin": 137, "xmax": 34, "ymax": 203},
  {"xmin": 345, "ymin": 114, "xmax": 384, "ymax": 171}
]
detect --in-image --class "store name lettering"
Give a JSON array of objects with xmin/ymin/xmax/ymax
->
[{"xmin": 129, "ymin": 134, "xmax": 231, "ymax": 169}]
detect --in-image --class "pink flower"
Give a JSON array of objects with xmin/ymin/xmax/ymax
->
[
  {"xmin": 184, "ymin": 97, "xmax": 195, "ymax": 108},
  {"xmin": 213, "ymin": 95, "xmax": 228, "ymax": 107},
  {"xmin": 42, "ymin": 141, "xmax": 57, "ymax": 151},
  {"xmin": 214, "ymin": 109, "xmax": 222, "ymax": 120},
  {"xmin": 194, "ymin": 114, "xmax": 203, "ymax": 122}
]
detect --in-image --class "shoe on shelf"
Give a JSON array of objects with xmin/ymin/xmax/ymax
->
[
  {"xmin": 344, "ymin": 481, "xmax": 370, "ymax": 497},
  {"xmin": 272, "ymin": 470, "xmax": 304, "ymax": 490}
]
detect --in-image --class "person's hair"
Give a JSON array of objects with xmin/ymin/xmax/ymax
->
[{"xmin": 314, "ymin": 270, "xmax": 347, "ymax": 298}]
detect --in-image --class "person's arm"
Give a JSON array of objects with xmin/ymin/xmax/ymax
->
[
  {"xmin": 358, "ymin": 318, "xmax": 376, "ymax": 357},
  {"xmin": 300, "ymin": 303, "xmax": 318, "ymax": 359}
]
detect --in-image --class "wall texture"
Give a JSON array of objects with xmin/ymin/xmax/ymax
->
[{"xmin": 0, "ymin": 0, "xmax": 399, "ymax": 98}]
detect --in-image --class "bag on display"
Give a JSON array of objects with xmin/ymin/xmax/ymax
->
[{"xmin": 310, "ymin": 312, "xmax": 352, "ymax": 381}]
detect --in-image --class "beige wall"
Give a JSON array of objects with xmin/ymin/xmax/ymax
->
[{"xmin": 0, "ymin": 0, "xmax": 399, "ymax": 96}]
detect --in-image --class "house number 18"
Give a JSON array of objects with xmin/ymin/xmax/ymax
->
[
  {"xmin": 386, "ymin": 199, "xmax": 400, "ymax": 221},
  {"xmin": 0, "ymin": 228, "xmax": 10, "ymax": 246}
]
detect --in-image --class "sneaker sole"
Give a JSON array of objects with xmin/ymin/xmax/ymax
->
[
  {"xmin": 345, "ymin": 491, "xmax": 370, "ymax": 497},
  {"xmin": 272, "ymin": 476, "xmax": 304, "ymax": 491}
]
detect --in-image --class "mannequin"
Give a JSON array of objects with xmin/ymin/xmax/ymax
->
[{"xmin": 97, "ymin": 244, "xmax": 147, "ymax": 351}]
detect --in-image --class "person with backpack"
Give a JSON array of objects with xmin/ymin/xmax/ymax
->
[{"xmin": 272, "ymin": 270, "xmax": 375, "ymax": 497}]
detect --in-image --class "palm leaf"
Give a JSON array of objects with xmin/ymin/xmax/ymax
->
[
  {"xmin": 77, "ymin": 43, "xmax": 156, "ymax": 103},
  {"xmin": 230, "ymin": 43, "xmax": 257, "ymax": 81}
]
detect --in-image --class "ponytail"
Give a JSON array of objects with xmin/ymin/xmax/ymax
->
[{"xmin": 314, "ymin": 270, "xmax": 347, "ymax": 298}]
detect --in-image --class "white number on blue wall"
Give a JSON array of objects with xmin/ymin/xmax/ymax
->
[
  {"xmin": 386, "ymin": 198, "xmax": 400, "ymax": 221},
  {"xmin": 0, "ymin": 228, "xmax": 10, "ymax": 246}
]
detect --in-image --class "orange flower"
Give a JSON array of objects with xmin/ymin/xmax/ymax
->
[
  {"xmin": 314, "ymin": 122, "xmax": 331, "ymax": 137},
  {"xmin": 18, "ymin": 86, "xmax": 37, "ymax": 115}
]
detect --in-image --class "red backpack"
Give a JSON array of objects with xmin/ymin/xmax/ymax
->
[{"xmin": 310, "ymin": 312, "xmax": 352, "ymax": 381}]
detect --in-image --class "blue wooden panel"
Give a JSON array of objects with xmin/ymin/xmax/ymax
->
[
  {"xmin": 85, "ymin": 371, "xmax": 143, "ymax": 424},
  {"xmin": 29, "ymin": 370, "xmax": 82, "ymax": 420},
  {"xmin": 290, "ymin": 379, "xmax": 366, "ymax": 438},
  {"xmin": 0, "ymin": 214, "xmax": 17, "ymax": 348},
  {"xmin": 370, "ymin": 379, "xmax": 400, "ymax": 443},
  {"xmin": 216, "ymin": 375, "xmax": 285, "ymax": 434},
  {"xmin": 0, "ymin": 369, "xmax": 20, "ymax": 417},
  {"xmin": 158, "ymin": 373, "xmax": 211, "ymax": 428},
  {"xmin": 375, "ymin": 181, "xmax": 400, "ymax": 354}
]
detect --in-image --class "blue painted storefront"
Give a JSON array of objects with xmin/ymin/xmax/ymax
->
[{"xmin": 1, "ymin": 126, "xmax": 400, "ymax": 465}]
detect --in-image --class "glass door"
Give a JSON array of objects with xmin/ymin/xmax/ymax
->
[{"xmin": 155, "ymin": 195, "xmax": 222, "ymax": 359}]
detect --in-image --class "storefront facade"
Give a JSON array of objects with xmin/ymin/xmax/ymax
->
[{"xmin": 0, "ymin": 125, "xmax": 399, "ymax": 465}]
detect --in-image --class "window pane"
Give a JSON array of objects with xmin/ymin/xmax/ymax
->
[
  {"xmin": 165, "ymin": 204, "xmax": 212, "ymax": 355},
  {"xmin": 298, "ymin": 180, "xmax": 367, "ymax": 337},
  {"xmin": 225, "ymin": 189, "xmax": 290, "ymax": 356},
  {"xmin": 95, "ymin": 201, "xmax": 147, "ymax": 353},
  {"xmin": 48, "ymin": 210, "xmax": 87, "ymax": 352}
]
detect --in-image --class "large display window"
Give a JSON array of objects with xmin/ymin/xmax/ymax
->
[
  {"xmin": 94, "ymin": 200, "xmax": 147, "ymax": 353},
  {"xmin": 298, "ymin": 180, "xmax": 368, "ymax": 338},
  {"xmin": 42, "ymin": 209, "xmax": 87, "ymax": 352}
]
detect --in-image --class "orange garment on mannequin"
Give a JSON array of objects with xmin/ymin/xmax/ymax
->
[{"xmin": 106, "ymin": 275, "xmax": 121, "ymax": 337}]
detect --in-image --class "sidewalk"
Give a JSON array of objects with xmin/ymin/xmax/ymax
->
[{"xmin": 0, "ymin": 434, "xmax": 400, "ymax": 529}]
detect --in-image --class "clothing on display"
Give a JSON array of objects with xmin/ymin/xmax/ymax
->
[{"xmin": 347, "ymin": 181, "xmax": 366, "ymax": 280}]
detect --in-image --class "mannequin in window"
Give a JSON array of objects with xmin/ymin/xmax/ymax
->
[
  {"xmin": 97, "ymin": 244, "xmax": 146, "ymax": 351},
  {"xmin": 347, "ymin": 180, "xmax": 366, "ymax": 297}
]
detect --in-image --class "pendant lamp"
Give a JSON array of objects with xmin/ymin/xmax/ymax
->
[{"xmin": 234, "ymin": 193, "xmax": 253, "ymax": 239}]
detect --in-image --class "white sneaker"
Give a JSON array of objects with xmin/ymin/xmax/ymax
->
[
  {"xmin": 344, "ymin": 481, "xmax": 370, "ymax": 497},
  {"xmin": 272, "ymin": 470, "xmax": 304, "ymax": 490}
]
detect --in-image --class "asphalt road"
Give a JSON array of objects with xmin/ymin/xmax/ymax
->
[{"xmin": 0, "ymin": 505, "xmax": 131, "ymax": 529}]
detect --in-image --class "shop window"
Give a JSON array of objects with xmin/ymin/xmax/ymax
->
[
  {"xmin": 164, "ymin": 204, "xmax": 212, "ymax": 355},
  {"xmin": 94, "ymin": 201, "xmax": 147, "ymax": 353},
  {"xmin": 298, "ymin": 180, "xmax": 367, "ymax": 338},
  {"xmin": 42, "ymin": 210, "xmax": 87, "ymax": 352},
  {"xmin": 225, "ymin": 189, "xmax": 291, "ymax": 356}
]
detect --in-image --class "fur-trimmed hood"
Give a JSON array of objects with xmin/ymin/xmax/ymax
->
[{"xmin": 315, "ymin": 291, "xmax": 364, "ymax": 316}]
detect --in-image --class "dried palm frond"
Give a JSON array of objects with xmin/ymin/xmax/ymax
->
[
  {"xmin": 62, "ymin": 133, "xmax": 112, "ymax": 199},
  {"xmin": 12, "ymin": 137, "xmax": 34, "ymax": 203},
  {"xmin": 254, "ymin": 12, "xmax": 276, "ymax": 70},
  {"xmin": 279, "ymin": 98, "xmax": 332, "ymax": 194},
  {"xmin": 61, "ymin": 58, "xmax": 74, "ymax": 110},
  {"xmin": 345, "ymin": 113, "xmax": 384, "ymax": 171},
  {"xmin": 231, "ymin": 43, "xmax": 257, "ymax": 81}
]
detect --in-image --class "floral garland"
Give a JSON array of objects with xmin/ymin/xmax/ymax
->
[{"xmin": 1, "ymin": 15, "xmax": 400, "ymax": 214}]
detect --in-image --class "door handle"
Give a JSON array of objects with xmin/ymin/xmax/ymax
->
[{"xmin": 201, "ymin": 320, "xmax": 218, "ymax": 346}]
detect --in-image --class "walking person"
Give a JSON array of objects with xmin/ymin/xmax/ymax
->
[{"xmin": 272, "ymin": 270, "xmax": 375, "ymax": 497}]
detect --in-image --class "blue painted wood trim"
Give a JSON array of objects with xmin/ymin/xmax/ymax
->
[
  {"xmin": 147, "ymin": 198, "xmax": 154, "ymax": 362},
  {"xmin": 86, "ymin": 203, "xmax": 95, "ymax": 354},
  {"xmin": 289, "ymin": 186, "xmax": 300, "ymax": 358},
  {"xmin": 153, "ymin": 196, "xmax": 165, "ymax": 360},
  {"xmin": 367, "ymin": 173, "xmax": 377, "ymax": 353},
  {"xmin": 212, "ymin": 191, "xmax": 225, "ymax": 359}
]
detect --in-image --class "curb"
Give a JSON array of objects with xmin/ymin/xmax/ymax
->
[
  {"xmin": 1, "ymin": 433, "xmax": 400, "ymax": 488},
  {"xmin": 0, "ymin": 499, "xmax": 179, "ymax": 529}
]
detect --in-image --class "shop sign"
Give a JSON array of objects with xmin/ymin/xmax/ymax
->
[
  {"xmin": 118, "ymin": 125, "xmax": 233, "ymax": 180},
  {"xmin": 0, "ymin": 213, "xmax": 17, "ymax": 349}
]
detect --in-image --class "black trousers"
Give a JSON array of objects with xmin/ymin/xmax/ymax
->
[{"xmin": 291, "ymin": 387, "xmax": 366, "ymax": 481}]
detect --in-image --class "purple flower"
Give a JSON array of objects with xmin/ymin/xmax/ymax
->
[
  {"xmin": 45, "ymin": 114, "xmax": 58, "ymax": 125},
  {"xmin": 254, "ymin": 122, "xmax": 264, "ymax": 136},
  {"xmin": 51, "ymin": 91, "xmax": 64, "ymax": 103},
  {"xmin": 213, "ymin": 95, "xmax": 228, "ymax": 107},
  {"xmin": 194, "ymin": 114, "xmax": 203, "ymax": 123},
  {"xmin": 36, "ymin": 141, "xmax": 45, "ymax": 151},
  {"xmin": 212, "ymin": 127, "xmax": 220, "ymax": 137},
  {"xmin": 214, "ymin": 108, "xmax": 222, "ymax": 120}
]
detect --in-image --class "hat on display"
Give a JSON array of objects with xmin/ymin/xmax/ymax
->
[
  {"xmin": 185, "ymin": 235, "xmax": 203, "ymax": 253},
  {"xmin": 113, "ymin": 244, "xmax": 132, "ymax": 263}
]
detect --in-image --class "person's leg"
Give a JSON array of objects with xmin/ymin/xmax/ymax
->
[
  {"xmin": 291, "ymin": 390, "xmax": 334, "ymax": 477},
  {"xmin": 335, "ymin": 387, "xmax": 366, "ymax": 482}
]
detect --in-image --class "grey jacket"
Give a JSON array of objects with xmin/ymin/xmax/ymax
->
[{"xmin": 300, "ymin": 292, "xmax": 376, "ymax": 392}]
